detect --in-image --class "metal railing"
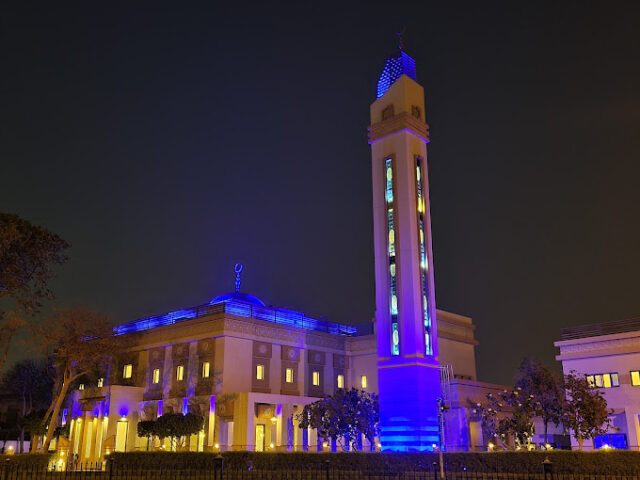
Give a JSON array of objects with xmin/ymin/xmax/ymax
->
[
  {"xmin": 2, "ymin": 462, "xmax": 639, "ymax": 480},
  {"xmin": 560, "ymin": 317, "xmax": 640, "ymax": 341}
]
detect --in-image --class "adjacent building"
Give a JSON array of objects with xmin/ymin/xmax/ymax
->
[{"xmin": 555, "ymin": 318, "xmax": 640, "ymax": 450}]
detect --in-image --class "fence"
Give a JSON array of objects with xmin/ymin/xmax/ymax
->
[{"xmin": 1, "ymin": 463, "xmax": 638, "ymax": 480}]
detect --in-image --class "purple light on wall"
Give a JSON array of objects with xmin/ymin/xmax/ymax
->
[
  {"xmin": 119, "ymin": 406, "xmax": 129, "ymax": 417},
  {"xmin": 182, "ymin": 397, "xmax": 189, "ymax": 414},
  {"xmin": 276, "ymin": 403, "xmax": 282, "ymax": 416},
  {"xmin": 157, "ymin": 400, "xmax": 163, "ymax": 418},
  {"xmin": 61, "ymin": 409, "xmax": 68, "ymax": 426},
  {"xmin": 209, "ymin": 396, "xmax": 215, "ymax": 415}
]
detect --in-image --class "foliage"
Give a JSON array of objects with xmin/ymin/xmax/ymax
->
[
  {"xmin": 0, "ymin": 212, "xmax": 69, "ymax": 373},
  {"xmin": 29, "ymin": 308, "xmax": 130, "ymax": 452},
  {"xmin": 137, "ymin": 420, "xmax": 157, "ymax": 451},
  {"xmin": 296, "ymin": 388, "xmax": 379, "ymax": 449},
  {"xmin": 0, "ymin": 453, "xmax": 53, "ymax": 467},
  {"xmin": 21, "ymin": 410, "xmax": 49, "ymax": 436},
  {"xmin": 154, "ymin": 413, "xmax": 204, "ymax": 449},
  {"xmin": 563, "ymin": 371, "xmax": 613, "ymax": 450},
  {"xmin": 108, "ymin": 451, "xmax": 640, "ymax": 475},
  {"xmin": 473, "ymin": 388, "xmax": 538, "ymax": 450},
  {"xmin": 514, "ymin": 357, "xmax": 565, "ymax": 444},
  {"xmin": 1, "ymin": 358, "xmax": 54, "ymax": 413}
]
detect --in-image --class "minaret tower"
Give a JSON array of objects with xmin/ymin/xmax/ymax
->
[{"xmin": 368, "ymin": 46, "xmax": 440, "ymax": 451}]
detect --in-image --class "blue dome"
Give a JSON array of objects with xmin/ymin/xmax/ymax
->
[{"xmin": 210, "ymin": 292, "xmax": 266, "ymax": 307}]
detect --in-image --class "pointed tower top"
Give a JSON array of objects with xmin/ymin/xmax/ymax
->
[{"xmin": 376, "ymin": 38, "xmax": 417, "ymax": 99}]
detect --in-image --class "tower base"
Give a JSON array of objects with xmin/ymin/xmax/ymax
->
[{"xmin": 378, "ymin": 362, "xmax": 441, "ymax": 451}]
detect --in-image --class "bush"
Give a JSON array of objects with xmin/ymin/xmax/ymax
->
[
  {"xmin": 109, "ymin": 450, "xmax": 640, "ymax": 474},
  {"xmin": 0, "ymin": 453, "xmax": 53, "ymax": 467}
]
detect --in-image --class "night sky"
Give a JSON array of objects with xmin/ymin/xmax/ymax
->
[{"xmin": 2, "ymin": 1, "xmax": 639, "ymax": 385}]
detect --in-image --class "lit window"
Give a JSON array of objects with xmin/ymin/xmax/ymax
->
[
  {"xmin": 256, "ymin": 364, "xmax": 264, "ymax": 380},
  {"xmin": 202, "ymin": 362, "xmax": 210, "ymax": 378},
  {"xmin": 97, "ymin": 378, "xmax": 104, "ymax": 388},
  {"xmin": 361, "ymin": 375, "xmax": 367, "ymax": 389},
  {"xmin": 78, "ymin": 384, "xmax": 85, "ymax": 390},
  {"xmin": 594, "ymin": 374, "xmax": 603, "ymax": 388},
  {"xmin": 176, "ymin": 365, "xmax": 184, "ymax": 381},
  {"xmin": 152, "ymin": 368, "xmax": 160, "ymax": 384},
  {"xmin": 586, "ymin": 375, "xmax": 595, "ymax": 387},
  {"xmin": 312, "ymin": 371, "xmax": 320, "ymax": 386},
  {"xmin": 611, "ymin": 373, "xmax": 620, "ymax": 387},
  {"xmin": 123, "ymin": 364, "xmax": 133, "ymax": 379},
  {"xmin": 603, "ymin": 373, "xmax": 612, "ymax": 388},
  {"xmin": 632, "ymin": 371, "xmax": 640, "ymax": 386},
  {"xmin": 337, "ymin": 374, "xmax": 344, "ymax": 389},
  {"xmin": 285, "ymin": 368, "xmax": 293, "ymax": 383}
]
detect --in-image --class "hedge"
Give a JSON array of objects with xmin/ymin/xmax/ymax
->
[
  {"xmin": 109, "ymin": 451, "xmax": 640, "ymax": 474},
  {"xmin": 0, "ymin": 454, "xmax": 53, "ymax": 467}
]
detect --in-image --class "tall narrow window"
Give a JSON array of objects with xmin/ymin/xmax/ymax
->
[
  {"xmin": 285, "ymin": 368, "xmax": 294, "ymax": 383},
  {"xmin": 415, "ymin": 158, "xmax": 433, "ymax": 356},
  {"xmin": 152, "ymin": 368, "xmax": 160, "ymax": 384},
  {"xmin": 361, "ymin": 375, "xmax": 368, "ymax": 389},
  {"xmin": 202, "ymin": 362, "xmax": 210, "ymax": 378},
  {"xmin": 123, "ymin": 364, "xmax": 133, "ymax": 379},
  {"xmin": 312, "ymin": 371, "xmax": 320, "ymax": 386},
  {"xmin": 176, "ymin": 365, "xmax": 184, "ymax": 381},
  {"xmin": 97, "ymin": 378, "xmax": 104, "ymax": 388},
  {"xmin": 385, "ymin": 157, "xmax": 399, "ymax": 355},
  {"xmin": 256, "ymin": 364, "xmax": 264, "ymax": 380},
  {"xmin": 78, "ymin": 383, "xmax": 85, "ymax": 391},
  {"xmin": 337, "ymin": 374, "xmax": 344, "ymax": 389}
]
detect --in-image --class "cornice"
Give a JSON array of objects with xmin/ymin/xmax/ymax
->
[{"xmin": 368, "ymin": 112, "xmax": 430, "ymax": 144}]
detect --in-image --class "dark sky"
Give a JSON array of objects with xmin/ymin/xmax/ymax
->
[{"xmin": 2, "ymin": 1, "xmax": 639, "ymax": 385}]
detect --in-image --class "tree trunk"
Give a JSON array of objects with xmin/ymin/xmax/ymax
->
[
  {"xmin": 543, "ymin": 420, "xmax": 549, "ymax": 445},
  {"xmin": 41, "ymin": 376, "xmax": 71, "ymax": 453},
  {"xmin": 577, "ymin": 436, "xmax": 584, "ymax": 451}
]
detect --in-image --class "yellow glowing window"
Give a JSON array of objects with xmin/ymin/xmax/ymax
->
[
  {"xmin": 594, "ymin": 374, "xmax": 603, "ymax": 387},
  {"xmin": 202, "ymin": 362, "xmax": 210, "ymax": 378},
  {"xmin": 97, "ymin": 378, "xmax": 104, "ymax": 388},
  {"xmin": 285, "ymin": 368, "xmax": 293, "ymax": 383},
  {"xmin": 256, "ymin": 364, "xmax": 264, "ymax": 380},
  {"xmin": 603, "ymin": 373, "xmax": 612, "ymax": 388},
  {"xmin": 176, "ymin": 365, "xmax": 184, "ymax": 381},
  {"xmin": 631, "ymin": 371, "xmax": 640, "ymax": 386},
  {"xmin": 123, "ymin": 364, "xmax": 133, "ymax": 379},
  {"xmin": 337, "ymin": 374, "xmax": 344, "ymax": 389},
  {"xmin": 312, "ymin": 371, "xmax": 320, "ymax": 386},
  {"xmin": 361, "ymin": 375, "xmax": 367, "ymax": 389},
  {"xmin": 152, "ymin": 368, "xmax": 160, "ymax": 384},
  {"xmin": 78, "ymin": 383, "xmax": 85, "ymax": 390},
  {"xmin": 586, "ymin": 375, "xmax": 595, "ymax": 387}
]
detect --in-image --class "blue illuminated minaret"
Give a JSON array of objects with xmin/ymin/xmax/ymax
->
[{"xmin": 368, "ymin": 47, "xmax": 440, "ymax": 451}]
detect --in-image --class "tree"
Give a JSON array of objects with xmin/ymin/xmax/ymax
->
[
  {"xmin": 514, "ymin": 357, "xmax": 565, "ymax": 444},
  {"xmin": 1, "ymin": 359, "xmax": 53, "ymax": 452},
  {"xmin": 473, "ymin": 388, "xmax": 538, "ymax": 450},
  {"xmin": 29, "ymin": 308, "xmax": 128, "ymax": 453},
  {"xmin": 154, "ymin": 413, "xmax": 204, "ymax": 450},
  {"xmin": 297, "ymin": 388, "xmax": 379, "ymax": 450},
  {"xmin": 563, "ymin": 371, "xmax": 613, "ymax": 450},
  {"xmin": 137, "ymin": 420, "xmax": 157, "ymax": 451},
  {"xmin": 0, "ymin": 213, "xmax": 69, "ymax": 373}
]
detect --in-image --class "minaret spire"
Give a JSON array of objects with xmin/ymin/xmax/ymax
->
[{"xmin": 234, "ymin": 263, "xmax": 243, "ymax": 293}]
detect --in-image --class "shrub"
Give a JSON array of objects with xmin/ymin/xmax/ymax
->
[
  {"xmin": 0, "ymin": 453, "xmax": 53, "ymax": 467},
  {"xmin": 108, "ymin": 450, "xmax": 640, "ymax": 474}
]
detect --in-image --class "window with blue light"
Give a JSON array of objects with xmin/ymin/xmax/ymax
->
[
  {"xmin": 385, "ymin": 157, "xmax": 399, "ymax": 356},
  {"xmin": 416, "ymin": 158, "xmax": 433, "ymax": 356},
  {"xmin": 594, "ymin": 433, "xmax": 627, "ymax": 449}
]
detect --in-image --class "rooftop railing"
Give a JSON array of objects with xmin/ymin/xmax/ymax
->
[
  {"xmin": 114, "ymin": 300, "xmax": 357, "ymax": 337},
  {"xmin": 560, "ymin": 316, "xmax": 640, "ymax": 341}
]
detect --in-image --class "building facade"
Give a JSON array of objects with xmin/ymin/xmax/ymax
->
[
  {"xmin": 555, "ymin": 318, "xmax": 640, "ymax": 450},
  {"xmin": 60, "ymin": 48, "xmax": 506, "ymax": 460}
]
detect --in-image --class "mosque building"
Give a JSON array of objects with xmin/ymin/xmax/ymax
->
[{"xmin": 61, "ymin": 47, "xmax": 506, "ymax": 460}]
